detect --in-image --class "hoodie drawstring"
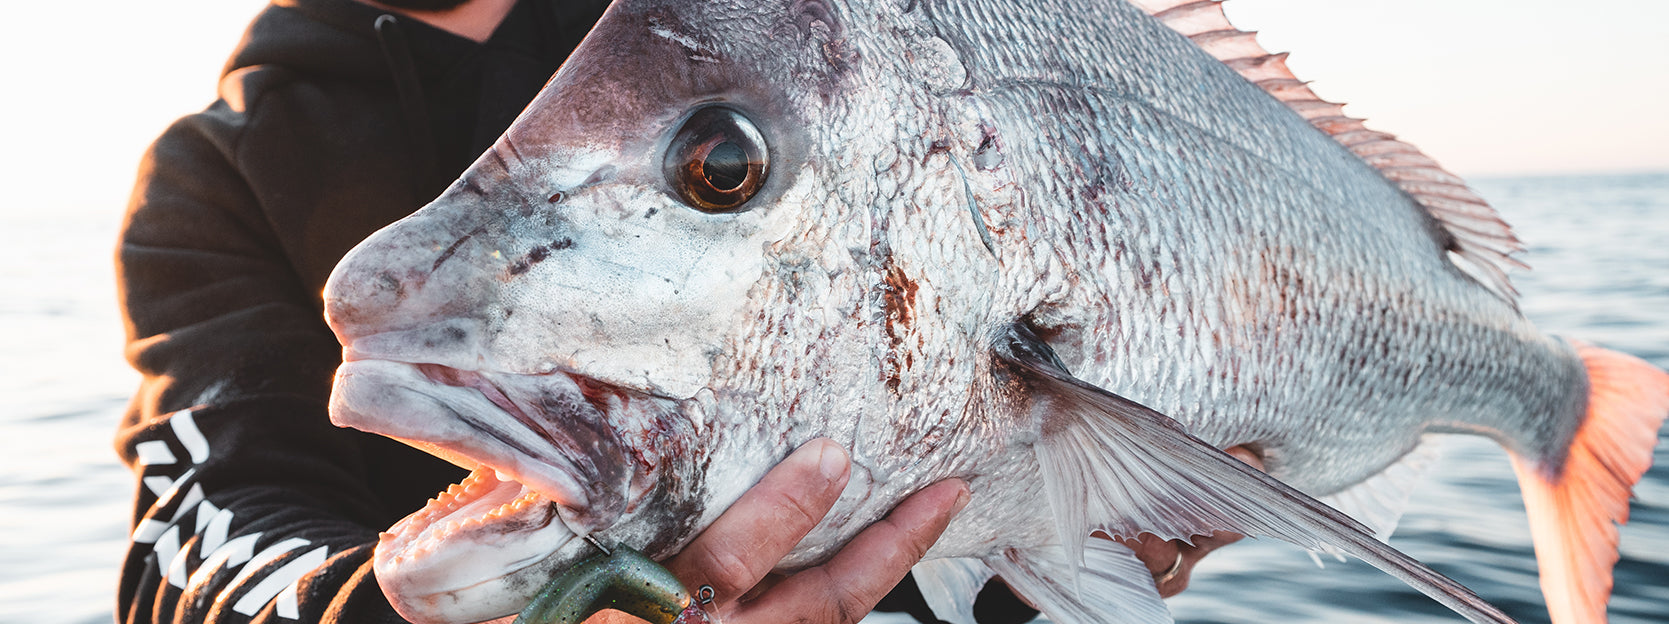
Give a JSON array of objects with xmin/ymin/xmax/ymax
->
[{"xmin": 373, "ymin": 14, "xmax": 438, "ymax": 197}]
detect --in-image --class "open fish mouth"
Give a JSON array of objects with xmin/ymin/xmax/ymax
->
[
  {"xmin": 384, "ymin": 466, "xmax": 559, "ymax": 565},
  {"xmin": 332, "ymin": 356, "xmax": 637, "ymax": 530},
  {"xmin": 375, "ymin": 467, "xmax": 577, "ymax": 600},
  {"xmin": 330, "ymin": 350, "xmax": 659, "ymax": 613}
]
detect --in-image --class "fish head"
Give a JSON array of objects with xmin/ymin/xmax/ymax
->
[{"xmin": 324, "ymin": 0, "xmax": 1033, "ymax": 621}]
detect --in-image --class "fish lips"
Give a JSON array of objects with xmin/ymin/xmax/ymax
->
[
  {"xmin": 332, "ymin": 352, "xmax": 674, "ymax": 623},
  {"xmin": 330, "ymin": 357, "xmax": 635, "ymax": 534}
]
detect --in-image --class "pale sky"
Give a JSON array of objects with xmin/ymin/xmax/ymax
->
[
  {"xmin": 1, "ymin": 0, "xmax": 1665, "ymax": 220},
  {"xmin": 1225, "ymin": 0, "xmax": 1669, "ymax": 177}
]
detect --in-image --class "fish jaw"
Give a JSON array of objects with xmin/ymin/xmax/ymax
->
[
  {"xmin": 371, "ymin": 467, "xmax": 585, "ymax": 624},
  {"xmin": 331, "ymin": 357, "xmax": 642, "ymax": 530},
  {"xmin": 330, "ymin": 354, "xmax": 699, "ymax": 623}
]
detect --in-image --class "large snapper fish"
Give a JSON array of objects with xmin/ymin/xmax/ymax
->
[{"xmin": 323, "ymin": 0, "xmax": 1668, "ymax": 623}]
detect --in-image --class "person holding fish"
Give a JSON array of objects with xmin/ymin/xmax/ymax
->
[
  {"xmin": 113, "ymin": 0, "xmax": 1262, "ymax": 623},
  {"xmin": 313, "ymin": 0, "xmax": 1667, "ymax": 621}
]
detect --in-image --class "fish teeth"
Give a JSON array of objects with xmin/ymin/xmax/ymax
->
[{"xmin": 432, "ymin": 488, "xmax": 467, "ymax": 509}]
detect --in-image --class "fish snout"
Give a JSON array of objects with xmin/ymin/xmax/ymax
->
[{"xmin": 324, "ymin": 181, "xmax": 556, "ymax": 349}]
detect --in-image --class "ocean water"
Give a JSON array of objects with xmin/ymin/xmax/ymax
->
[{"xmin": 1, "ymin": 172, "xmax": 1665, "ymax": 623}]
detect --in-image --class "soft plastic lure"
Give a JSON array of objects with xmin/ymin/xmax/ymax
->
[{"xmin": 514, "ymin": 540, "xmax": 709, "ymax": 624}]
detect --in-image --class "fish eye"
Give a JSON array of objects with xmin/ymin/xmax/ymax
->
[{"xmin": 664, "ymin": 107, "xmax": 768, "ymax": 212}]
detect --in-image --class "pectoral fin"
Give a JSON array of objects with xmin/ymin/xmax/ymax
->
[{"xmin": 996, "ymin": 323, "xmax": 1514, "ymax": 624}]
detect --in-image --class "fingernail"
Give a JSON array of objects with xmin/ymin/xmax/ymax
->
[
  {"xmin": 952, "ymin": 482, "xmax": 971, "ymax": 514},
  {"xmin": 818, "ymin": 440, "xmax": 849, "ymax": 481}
]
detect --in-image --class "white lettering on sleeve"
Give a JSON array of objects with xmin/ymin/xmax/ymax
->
[
  {"xmin": 170, "ymin": 409, "xmax": 211, "ymax": 464},
  {"xmin": 133, "ymin": 519, "xmax": 170, "ymax": 544},
  {"xmin": 153, "ymin": 527, "xmax": 182, "ymax": 580},
  {"xmin": 233, "ymin": 546, "xmax": 330, "ymax": 618},
  {"xmin": 188, "ymin": 532, "xmax": 262, "ymax": 591},
  {"xmin": 136, "ymin": 440, "xmax": 178, "ymax": 466},
  {"xmin": 226, "ymin": 538, "xmax": 309, "ymax": 590}
]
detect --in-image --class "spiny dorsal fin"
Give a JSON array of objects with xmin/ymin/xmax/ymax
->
[{"xmin": 1131, "ymin": 0, "xmax": 1526, "ymax": 303}]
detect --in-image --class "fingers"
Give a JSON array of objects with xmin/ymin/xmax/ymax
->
[
  {"xmin": 1223, "ymin": 445, "xmax": 1265, "ymax": 472},
  {"xmin": 663, "ymin": 438, "xmax": 851, "ymax": 605},
  {"xmin": 735, "ymin": 478, "xmax": 970, "ymax": 623},
  {"xmin": 1119, "ymin": 445, "xmax": 1268, "ymax": 597}
]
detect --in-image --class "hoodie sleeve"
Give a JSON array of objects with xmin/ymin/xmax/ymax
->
[{"xmin": 115, "ymin": 97, "xmax": 448, "ymax": 623}]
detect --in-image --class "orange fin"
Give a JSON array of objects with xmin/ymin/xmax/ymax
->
[
  {"xmin": 1509, "ymin": 344, "xmax": 1668, "ymax": 624},
  {"xmin": 1130, "ymin": 0, "xmax": 1526, "ymax": 304}
]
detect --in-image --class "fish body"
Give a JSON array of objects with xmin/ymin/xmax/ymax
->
[{"xmin": 323, "ymin": 0, "xmax": 1666, "ymax": 623}]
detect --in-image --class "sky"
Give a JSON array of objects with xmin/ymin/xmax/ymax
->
[
  {"xmin": 0, "ymin": 0, "xmax": 1665, "ymax": 221},
  {"xmin": 1224, "ymin": 0, "xmax": 1669, "ymax": 178}
]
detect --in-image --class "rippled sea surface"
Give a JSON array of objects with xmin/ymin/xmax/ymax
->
[{"xmin": 2, "ymin": 172, "xmax": 1665, "ymax": 623}]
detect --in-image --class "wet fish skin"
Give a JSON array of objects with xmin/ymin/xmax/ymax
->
[
  {"xmin": 916, "ymin": 0, "xmax": 1590, "ymax": 490},
  {"xmin": 321, "ymin": 0, "xmax": 1655, "ymax": 623}
]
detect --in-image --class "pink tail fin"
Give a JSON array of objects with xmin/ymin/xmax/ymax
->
[{"xmin": 1508, "ymin": 344, "xmax": 1668, "ymax": 624}]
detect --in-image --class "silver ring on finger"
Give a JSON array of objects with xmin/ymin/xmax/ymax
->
[{"xmin": 1153, "ymin": 550, "xmax": 1185, "ymax": 585}]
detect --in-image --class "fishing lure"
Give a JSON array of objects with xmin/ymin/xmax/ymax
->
[{"xmin": 514, "ymin": 538, "xmax": 712, "ymax": 624}]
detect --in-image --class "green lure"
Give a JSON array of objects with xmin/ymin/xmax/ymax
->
[{"xmin": 513, "ymin": 543, "xmax": 693, "ymax": 624}]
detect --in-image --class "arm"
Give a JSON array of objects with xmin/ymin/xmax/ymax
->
[{"xmin": 116, "ymin": 107, "xmax": 452, "ymax": 624}]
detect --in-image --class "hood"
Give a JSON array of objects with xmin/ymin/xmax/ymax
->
[
  {"xmin": 220, "ymin": 0, "xmax": 610, "ymax": 196},
  {"xmin": 223, "ymin": 0, "xmax": 399, "ymax": 83}
]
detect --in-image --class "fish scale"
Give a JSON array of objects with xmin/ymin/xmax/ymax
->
[
  {"xmin": 322, "ymin": 1, "xmax": 1665, "ymax": 623},
  {"xmin": 956, "ymin": 68, "xmax": 1578, "ymax": 490}
]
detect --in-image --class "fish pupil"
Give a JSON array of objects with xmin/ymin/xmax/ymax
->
[
  {"xmin": 663, "ymin": 106, "xmax": 768, "ymax": 213},
  {"xmin": 703, "ymin": 141, "xmax": 748, "ymax": 191}
]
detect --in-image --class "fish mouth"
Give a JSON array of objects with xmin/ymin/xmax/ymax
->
[
  {"xmin": 373, "ymin": 467, "xmax": 580, "ymax": 609},
  {"xmin": 383, "ymin": 467, "xmax": 562, "ymax": 564},
  {"xmin": 332, "ymin": 357, "xmax": 635, "ymax": 530},
  {"xmin": 330, "ymin": 352, "xmax": 664, "ymax": 619}
]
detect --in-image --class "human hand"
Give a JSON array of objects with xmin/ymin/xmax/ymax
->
[
  {"xmin": 585, "ymin": 438, "xmax": 969, "ymax": 624},
  {"xmin": 1113, "ymin": 445, "xmax": 1266, "ymax": 597}
]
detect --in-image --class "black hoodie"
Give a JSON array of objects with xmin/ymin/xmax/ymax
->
[
  {"xmin": 115, "ymin": 1, "xmax": 1035, "ymax": 622},
  {"xmin": 116, "ymin": 1, "xmax": 603, "ymax": 621}
]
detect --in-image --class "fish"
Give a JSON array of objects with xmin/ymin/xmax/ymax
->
[{"xmin": 321, "ymin": 0, "xmax": 1669, "ymax": 623}]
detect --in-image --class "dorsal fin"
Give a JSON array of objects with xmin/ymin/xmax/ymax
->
[{"xmin": 1132, "ymin": 0, "xmax": 1526, "ymax": 303}]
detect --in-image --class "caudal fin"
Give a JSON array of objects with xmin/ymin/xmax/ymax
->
[{"xmin": 1508, "ymin": 344, "xmax": 1668, "ymax": 624}]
